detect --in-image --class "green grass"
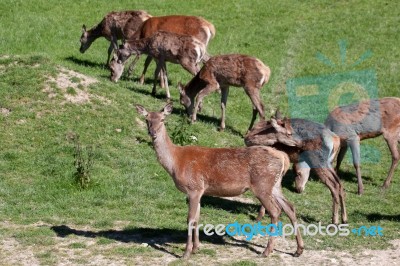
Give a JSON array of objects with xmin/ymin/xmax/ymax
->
[{"xmin": 0, "ymin": 0, "xmax": 400, "ymax": 264}]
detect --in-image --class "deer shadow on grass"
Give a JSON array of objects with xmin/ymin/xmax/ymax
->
[
  {"xmin": 128, "ymin": 87, "xmax": 169, "ymax": 101},
  {"xmin": 201, "ymin": 196, "xmax": 260, "ymax": 219},
  {"xmin": 65, "ymin": 56, "xmax": 106, "ymax": 69},
  {"xmin": 128, "ymin": 89, "xmax": 246, "ymax": 137},
  {"xmin": 355, "ymin": 211, "xmax": 400, "ymax": 222},
  {"xmin": 194, "ymin": 113, "xmax": 245, "ymax": 137},
  {"xmin": 336, "ymin": 168, "xmax": 376, "ymax": 193},
  {"xmin": 366, "ymin": 213, "xmax": 400, "ymax": 222},
  {"xmin": 50, "ymin": 224, "xmax": 263, "ymax": 258}
]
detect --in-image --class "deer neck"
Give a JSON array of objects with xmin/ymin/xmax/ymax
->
[
  {"xmin": 186, "ymin": 73, "xmax": 204, "ymax": 110},
  {"xmin": 127, "ymin": 38, "xmax": 148, "ymax": 55},
  {"xmin": 87, "ymin": 23, "xmax": 103, "ymax": 41},
  {"xmin": 151, "ymin": 123, "xmax": 177, "ymax": 176}
]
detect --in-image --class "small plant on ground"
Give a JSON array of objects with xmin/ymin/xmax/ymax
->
[
  {"xmin": 70, "ymin": 133, "xmax": 95, "ymax": 189},
  {"xmin": 170, "ymin": 111, "xmax": 197, "ymax": 145}
]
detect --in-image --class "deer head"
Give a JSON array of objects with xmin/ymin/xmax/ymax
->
[
  {"xmin": 245, "ymin": 118, "xmax": 301, "ymax": 147},
  {"xmin": 178, "ymin": 82, "xmax": 194, "ymax": 116},
  {"xmin": 79, "ymin": 24, "xmax": 91, "ymax": 53},
  {"xmin": 135, "ymin": 103, "xmax": 173, "ymax": 139},
  {"xmin": 109, "ymin": 54, "xmax": 124, "ymax": 82}
]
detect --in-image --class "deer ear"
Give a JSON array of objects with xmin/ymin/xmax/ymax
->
[
  {"xmin": 271, "ymin": 118, "xmax": 287, "ymax": 134},
  {"xmin": 283, "ymin": 118, "xmax": 292, "ymax": 134},
  {"xmin": 135, "ymin": 104, "xmax": 148, "ymax": 117},
  {"xmin": 275, "ymin": 109, "xmax": 283, "ymax": 120},
  {"xmin": 163, "ymin": 103, "xmax": 173, "ymax": 115},
  {"xmin": 178, "ymin": 82, "xmax": 184, "ymax": 94}
]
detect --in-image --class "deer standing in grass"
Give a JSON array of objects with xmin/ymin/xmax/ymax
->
[
  {"xmin": 245, "ymin": 116, "xmax": 347, "ymax": 224},
  {"xmin": 113, "ymin": 15, "xmax": 215, "ymax": 84},
  {"xmin": 79, "ymin": 10, "xmax": 151, "ymax": 65},
  {"xmin": 135, "ymin": 103, "xmax": 304, "ymax": 259},
  {"xmin": 325, "ymin": 97, "xmax": 400, "ymax": 195},
  {"xmin": 110, "ymin": 31, "xmax": 207, "ymax": 100},
  {"xmin": 179, "ymin": 54, "xmax": 270, "ymax": 132}
]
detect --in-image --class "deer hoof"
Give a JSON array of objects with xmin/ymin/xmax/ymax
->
[
  {"xmin": 262, "ymin": 250, "xmax": 272, "ymax": 257},
  {"xmin": 182, "ymin": 251, "xmax": 191, "ymax": 259},
  {"xmin": 293, "ymin": 249, "xmax": 303, "ymax": 257}
]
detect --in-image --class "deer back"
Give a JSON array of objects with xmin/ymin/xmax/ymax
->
[
  {"xmin": 198, "ymin": 54, "xmax": 270, "ymax": 87},
  {"xmin": 325, "ymin": 98, "xmax": 385, "ymax": 140},
  {"xmin": 245, "ymin": 118, "xmax": 337, "ymax": 168},
  {"xmin": 133, "ymin": 15, "xmax": 215, "ymax": 46},
  {"xmin": 102, "ymin": 10, "xmax": 151, "ymax": 41}
]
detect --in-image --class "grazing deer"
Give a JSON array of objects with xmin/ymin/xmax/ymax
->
[
  {"xmin": 115, "ymin": 15, "xmax": 215, "ymax": 84},
  {"xmin": 135, "ymin": 103, "xmax": 304, "ymax": 259},
  {"xmin": 110, "ymin": 31, "xmax": 207, "ymax": 100},
  {"xmin": 245, "ymin": 116, "xmax": 347, "ymax": 224},
  {"xmin": 179, "ymin": 54, "xmax": 270, "ymax": 131},
  {"xmin": 325, "ymin": 97, "xmax": 400, "ymax": 195},
  {"xmin": 79, "ymin": 10, "xmax": 151, "ymax": 65}
]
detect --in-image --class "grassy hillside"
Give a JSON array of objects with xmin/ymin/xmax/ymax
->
[{"xmin": 0, "ymin": 0, "xmax": 399, "ymax": 264}]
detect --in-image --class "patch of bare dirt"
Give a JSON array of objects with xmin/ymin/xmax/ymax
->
[
  {"xmin": 0, "ymin": 238, "xmax": 39, "ymax": 266},
  {"xmin": 1, "ymin": 107, "xmax": 11, "ymax": 116},
  {"xmin": 44, "ymin": 67, "xmax": 111, "ymax": 105},
  {"xmin": 1, "ymin": 221, "xmax": 399, "ymax": 265}
]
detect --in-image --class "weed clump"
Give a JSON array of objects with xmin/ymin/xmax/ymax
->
[
  {"xmin": 170, "ymin": 112, "xmax": 197, "ymax": 146},
  {"xmin": 69, "ymin": 133, "xmax": 94, "ymax": 189}
]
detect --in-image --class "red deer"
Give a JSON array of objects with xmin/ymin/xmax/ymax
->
[
  {"xmin": 135, "ymin": 103, "xmax": 304, "ymax": 258},
  {"xmin": 79, "ymin": 10, "xmax": 151, "ymax": 65},
  {"xmin": 325, "ymin": 97, "xmax": 400, "ymax": 194},
  {"xmin": 113, "ymin": 15, "xmax": 215, "ymax": 84},
  {"xmin": 179, "ymin": 54, "xmax": 270, "ymax": 132},
  {"xmin": 110, "ymin": 31, "xmax": 207, "ymax": 100},
  {"xmin": 245, "ymin": 117, "xmax": 347, "ymax": 224}
]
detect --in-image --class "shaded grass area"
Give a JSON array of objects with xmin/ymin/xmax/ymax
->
[{"xmin": 0, "ymin": 0, "xmax": 400, "ymax": 263}]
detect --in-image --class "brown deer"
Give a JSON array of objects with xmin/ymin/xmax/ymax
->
[
  {"xmin": 325, "ymin": 97, "xmax": 400, "ymax": 195},
  {"xmin": 135, "ymin": 103, "xmax": 304, "ymax": 259},
  {"xmin": 179, "ymin": 54, "xmax": 271, "ymax": 132},
  {"xmin": 245, "ymin": 116, "xmax": 347, "ymax": 224},
  {"xmin": 115, "ymin": 15, "xmax": 215, "ymax": 84},
  {"xmin": 110, "ymin": 31, "xmax": 207, "ymax": 100},
  {"xmin": 79, "ymin": 10, "xmax": 151, "ymax": 65}
]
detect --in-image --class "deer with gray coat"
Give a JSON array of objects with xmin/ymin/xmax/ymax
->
[
  {"xmin": 325, "ymin": 97, "xmax": 400, "ymax": 195},
  {"xmin": 179, "ymin": 54, "xmax": 271, "ymax": 132},
  {"xmin": 79, "ymin": 10, "xmax": 151, "ymax": 65},
  {"xmin": 245, "ymin": 116, "xmax": 347, "ymax": 224},
  {"xmin": 135, "ymin": 103, "xmax": 304, "ymax": 259},
  {"xmin": 113, "ymin": 15, "xmax": 215, "ymax": 84},
  {"xmin": 110, "ymin": 31, "xmax": 207, "ymax": 100}
]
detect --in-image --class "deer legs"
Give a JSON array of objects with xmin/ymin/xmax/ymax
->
[
  {"xmin": 127, "ymin": 54, "xmax": 142, "ymax": 78},
  {"xmin": 347, "ymin": 137, "xmax": 363, "ymax": 195},
  {"xmin": 140, "ymin": 56, "xmax": 153, "ymax": 86},
  {"xmin": 220, "ymin": 86, "xmax": 229, "ymax": 131},
  {"xmin": 106, "ymin": 42, "xmax": 114, "ymax": 66},
  {"xmin": 245, "ymin": 86, "xmax": 265, "ymax": 131},
  {"xmin": 382, "ymin": 131, "xmax": 400, "ymax": 189},
  {"xmin": 152, "ymin": 59, "xmax": 170, "ymax": 100},
  {"xmin": 257, "ymin": 193, "xmax": 304, "ymax": 257},
  {"xmin": 183, "ymin": 193, "xmax": 202, "ymax": 259}
]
